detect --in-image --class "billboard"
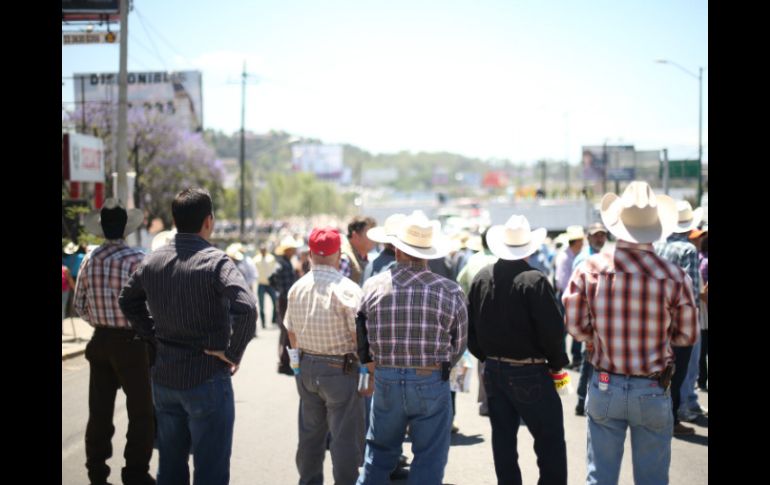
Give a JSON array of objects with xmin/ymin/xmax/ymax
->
[
  {"xmin": 63, "ymin": 133, "xmax": 105, "ymax": 183},
  {"xmin": 62, "ymin": 0, "xmax": 120, "ymax": 21},
  {"xmin": 73, "ymin": 71, "xmax": 203, "ymax": 132},
  {"xmin": 291, "ymin": 144, "xmax": 344, "ymax": 181},
  {"xmin": 582, "ymin": 145, "xmax": 635, "ymax": 181}
]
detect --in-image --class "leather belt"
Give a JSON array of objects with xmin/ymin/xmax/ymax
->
[
  {"xmin": 377, "ymin": 364, "xmax": 441, "ymax": 371},
  {"xmin": 595, "ymin": 367, "xmax": 661, "ymax": 380},
  {"xmin": 487, "ymin": 356, "xmax": 547, "ymax": 365},
  {"xmin": 300, "ymin": 351, "xmax": 348, "ymax": 362}
]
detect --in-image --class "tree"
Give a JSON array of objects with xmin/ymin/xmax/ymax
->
[{"xmin": 65, "ymin": 105, "xmax": 225, "ymax": 229}]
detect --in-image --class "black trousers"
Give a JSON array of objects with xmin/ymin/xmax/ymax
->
[
  {"xmin": 671, "ymin": 345, "xmax": 693, "ymax": 424},
  {"xmin": 85, "ymin": 327, "xmax": 154, "ymax": 484},
  {"xmin": 698, "ymin": 330, "xmax": 709, "ymax": 389}
]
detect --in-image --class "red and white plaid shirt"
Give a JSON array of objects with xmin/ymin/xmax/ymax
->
[
  {"xmin": 360, "ymin": 262, "xmax": 468, "ymax": 368},
  {"xmin": 563, "ymin": 240, "xmax": 698, "ymax": 375},
  {"xmin": 74, "ymin": 241, "xmax": 146, "ymax": 329}
]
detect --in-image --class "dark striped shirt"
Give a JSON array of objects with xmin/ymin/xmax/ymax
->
[{"xmin": 119, "ymin": 233, "xmax": 258, "ymax": 389}]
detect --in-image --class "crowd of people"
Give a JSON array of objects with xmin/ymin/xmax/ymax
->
[{"xmin": 63, "ymin": 181, "xmax": 708, "ymax": 485}]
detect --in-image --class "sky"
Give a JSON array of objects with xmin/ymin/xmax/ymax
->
[{"xmin": 62, "ymin": 0, "xmax": 708, "ymax": 165}]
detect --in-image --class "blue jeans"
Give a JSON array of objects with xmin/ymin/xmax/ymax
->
[
  {"xmin": 483, "ymin": 360, "xmax": 567, "ymax": 485},
  {"xmin": 152, "ymin": 370, "xmax": 235, "ymax": 485},
  {"xmin": 357, "ymin": 367, "xmax": 451, "ymax": 485},
  {"xmin": 681, "ymin": 333, "xmax": 702, "ymax": 414},
  {"xmin": 257, "ymin": 284, "xmax": 277, "ymax": 327},
  {"xmin": 577, "ymin": 350, "xmax": 594, "ymax": 407},
  {"xmin": 586, "ymin": 372, "xmax": 673, "ymax": 485}
]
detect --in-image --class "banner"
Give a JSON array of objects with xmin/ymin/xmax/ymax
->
[{"xmin": 64, "ymin": 133, "xmax": 105, "ymax": 183}]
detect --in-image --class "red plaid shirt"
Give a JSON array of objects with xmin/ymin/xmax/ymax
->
[
  {"xmin": 73, "ymin": 241, "xmax": 146, "ymax": 329},
  {"xmin": 563, "ymin": 240, "xmax": 698, "ymax": 375}
]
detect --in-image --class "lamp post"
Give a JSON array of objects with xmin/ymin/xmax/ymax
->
[{"xmin": 655, "ymin": 59, "xmax": 704, "ymax": 204}]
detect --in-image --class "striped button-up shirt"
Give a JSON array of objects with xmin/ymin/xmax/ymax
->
[
  {"xmin": 654, "ymin": 232, "xmax": 701, "ymax": 298},
  {"xmin": 285, "ymin": 265, "xmax": 362, "ymax": 355},
  {"xmin": 73, "ymin": 240, "xmax": 146, "ymax": 329},
  {"xmin": 563, "ymin": 240, "xmax": 698, "ymax": 375},
  {"xmin": 119, "ymin": 233, "xmax": 257, "ymax": 389},
  {"xmin": 359, "ymin": 262, "xmax": 468, "ymax": 367}
]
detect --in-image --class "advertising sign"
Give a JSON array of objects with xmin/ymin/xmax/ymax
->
[
  {"xmin": 74, "ymin": 70, "xmax": 203, "ymax": 132},
  {"xmin": 64, "ymin": 133, "xmax": 105, "ymax": 182},
  {"xmin": 291, "ymin": 144, "xmax": 344, "ymax": 180}
]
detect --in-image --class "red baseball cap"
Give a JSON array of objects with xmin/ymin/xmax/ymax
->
[{"xmin": 308, "ymin": 227, "xmax": 341, "ymax": 256}]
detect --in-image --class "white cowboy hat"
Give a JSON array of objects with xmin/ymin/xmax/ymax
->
[
  {"xmin": 275, "ymin": 235, "xmax": 303, "ymax": 255},
  {"xmin": 367, "ymin": 213, "xmax": 406, "ymax": 244},
  {"xmin": 465, "ymin": 235, "xmax": 483, "ymax": 252},
  {"xmin": 150, "ymin": 229, "xmax": 177, "ymax": 251},
  {"xmin": 673, "ymin": 200, "xmax": 704, "ymax": 233},
  {"xmin": 600, "ymin": 181, "xmax": 678, "ymax": 244},
  {"xmin": 486, "ymin": 215, "xmax": 547, "ymax": 261},
  {"xmin": 84, "ymin": 198, "xmax": 144, "ymax": 239},
  {"xmin": 386, "ymin": 211, "xmax": 453, "ymax": 260},
  {"xmin": 565, "ymin": 225, "xmax": 586, "ymax": 241},
  {"xmin": 225, "ymin": 242, "xmax": 245, "ymax": 261},
  {"xmin": 64, "ymin": 242, "xmax": 79, "ymax": 255}
]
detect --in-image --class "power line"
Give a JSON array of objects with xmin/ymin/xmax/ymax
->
[
  {"xmin": 133, "ymin": 11, "xmax": 168, "ymax": 71},
  {"xmin": 134, "ymin": 8, "xmax": 196, "ymax": 67}
]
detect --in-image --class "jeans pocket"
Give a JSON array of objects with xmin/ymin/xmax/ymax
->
[
  {"xmin": 415, "ymin": 380, "xmax": 449, "ymax": 414},
  {"xmin": 639, "ymin": 393, "xmax": 672, "ymax": 431},
  {"xmin": 187, "ymin": 374, "xmax": 230, "ymax": 419},
  {"xmin": 509, "ymin": 375, "xmax": 543, "ymax": 405},
  {"xmin": 586, "ymin": 388, "xmax": 612, "ymax": 422}
]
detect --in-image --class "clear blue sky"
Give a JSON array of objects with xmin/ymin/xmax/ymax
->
[{"xmin": 62, "ymin": 0, "xmax": 708, "ymax": 164}]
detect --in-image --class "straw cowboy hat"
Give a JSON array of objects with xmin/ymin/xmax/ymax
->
[
  {"xmin": 565, "ymin": 225, "xmax": 586, "ymax": 241},
  {"xmin": 64, "ymin": 242, "xmax": 79, "ymax": 255},
  {"xmin": 367, "ymin": 213, "xmax": 406, "ymax": 244},
  {"xmin": 486, "ymin": 215, "xmax": 547, "ymax": 261},
  {"xmin": 465, "ymin": 235, "xmax": 483, "ymax": 252},
  {"xmin": 275, "ymin": 235, "xmax": 303, "ymax": 256},
  {"xmin": 600, "ymin": 181, "xmax": 678, "ymax": 244},
  {"xmin": 150, "ymin": 229, "xmax": 177, "ymax": 251},
  {"xmin": 386, "ymin": 211, "xmax": 453, "ymax": 260},
  {"xmin": 673, "ymin": 200, "xmax": 704, "ymax": 233},
  {"xmin": 84, "ymin": 198, "xmax": 144, "ymax": 239},
  {"xmin": 226, "ymin": 242, "xmax": 246, "ymax": 261}
]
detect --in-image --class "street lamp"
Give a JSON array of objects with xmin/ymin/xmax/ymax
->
[{"xmin": 655, "ymin": 59, "xmax": 704, "ymax": 205}]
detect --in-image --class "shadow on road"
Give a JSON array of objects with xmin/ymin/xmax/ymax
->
[{"xmin": 450, "ymin": 432, "xmax": 485, "ymax": 446}]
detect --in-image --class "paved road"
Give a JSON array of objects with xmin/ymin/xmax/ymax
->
[{"xmin": 63, "ymin": 324, "xmax": 708, "ymax": 484}]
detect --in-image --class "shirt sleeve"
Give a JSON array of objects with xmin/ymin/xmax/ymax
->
[
  {"xmin": 528, "ymin": 275, "xmax": 569, "ymax": 370},
  {"xmin": 118, "ymin": 263, "xmax": 155, "ymax": 339},
  {"xmin": 681, "ymin": 246, "xmax": 701, "ymax": 297},
  {"xmin": 562, "ymin": 265, "xmax": 594, "ymax": 343},
  {"xmin": 449, "ymin": 288, "xmax": 469, "ymax": 365},
  {"xmin": 465, "ymin": 278, "xmax": 484, "ymax": 362},
  {"xmin": 214, "ymin": 256, "xmax": 258, "ymax": 364},
  {"xmin": 72, "ymin": 255, "xmax": 90, "ymax": 319},
  {"xmin": 670, "ymin": 273, "xmax": 699, "ymax": 347}
]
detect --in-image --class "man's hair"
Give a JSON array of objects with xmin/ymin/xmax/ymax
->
[
  {"xmin": 172, "ymin": 187, "xmax": 212, "ymax": 233},
  {"xmin": 100, "ymin": 205, "xmax": 128, "ymax": 240},
  {"xmin": 480, "ymin": 227, "xmax": 491, "ymax": 250},
  {"xmin": 310, "ymin": 252, "xmax": 339, "ymax": 266},
  {"xmin": 347, "ymin": 216, "xmax": 376, "ymax": 238}
]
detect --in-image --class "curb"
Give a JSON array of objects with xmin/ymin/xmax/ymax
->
[{"xmin": 62, "ymin": 348, "xmax": 87, "ymax": 361}]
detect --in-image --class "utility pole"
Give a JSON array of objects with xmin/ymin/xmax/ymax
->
[
  {"xmin": 116, "ymin": 0, "xmax": 129, "ymax": 206},
  {"xmin": 662, "ymin": 148, "xmax": 670, "ymax": 195},
  {"xmin": 239, "ymin": 61, "xmax": 246, "ymax": 239}
]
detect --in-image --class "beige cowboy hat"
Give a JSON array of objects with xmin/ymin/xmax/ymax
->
[
  {"xmin": 386, "ymin": 210, "xmax": 453, "ymax": 260},
  {"xmin": 465, "ymin": 235, "xmax": 483, "ymax": 252},
  {"xmin": 673, "ymin": 200, "xmax": 704, "ymax": 233},
  {"xmin": 486, "ymin": 215, "xmax": 547, "ymax": 261},
  {"xmin": 84, "ymin": 198, "xmax": 144, "ymax": 239},
  {"xmin": 150, "ymin": 229, "xmax": 177, "ymax": 252},
  {"xmin": 600, "ymin": 181, "xmax": 678, "ymax": 244},
  {"xmin": 64, "ymin": 242, "xmax": 79, "ymax": 255},
  {"xmin": 565, "ymin": 225, "xmax": 586, "ymax": 241},
  {"xmin": 275, "ymin": 235, "xmax": 303, "ymax": 256},
  {"xmin": 226, "ymin": 242, "xmax": 245, "ymax": 261},
  {"xmin": 367, "ymin": 213, "xmax": 406, "ymax": 244}
]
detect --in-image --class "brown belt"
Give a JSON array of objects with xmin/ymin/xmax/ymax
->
[
  {"xmin": 487, "ymin": 356, "xmax": 547, "ymax": 366},
  {"xmin": 595, "ymin": 366, "xmax": 661, "ymax": 380},
  {"xmin": 377, "ymin": 364, "xmax": 442, "ymax": 371}
]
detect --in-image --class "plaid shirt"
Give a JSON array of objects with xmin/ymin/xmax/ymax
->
[
  {"xmin": 73, "ymin": 240, "xmax": 145, "ymax": 329},
  {"xmin": 285, "ymin": 265, "xmax": 362, "ymax": 355},
  {"xmin": 654, "ymin": 233, "xmax": 701, "ymax": 297},
  {"xmin": 360, "ymin": 262, "xmax": 468, "ymax": 367},
  {"xmin": 270, "ymin": 255, "xmax": 298, "ymax": 297},
  {"xmin": 563, "ymin": 240, "xmax": 698, "ymax": 375}
]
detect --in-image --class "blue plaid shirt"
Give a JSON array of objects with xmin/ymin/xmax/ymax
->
[{"xmin": 654, "ymin": 233, "xmax": 701, "ymax": 297}]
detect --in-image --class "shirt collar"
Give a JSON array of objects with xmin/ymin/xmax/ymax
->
[
  {"xmin": 616, "ymin": 240, "xmax": 655, "ymax": 253},
  {"xmin": 312, "ymin": 264, "xmax": 339, "ymax": 274},
  {"xmin": 395, "ymin": 261, "xmax": 429, "ymax": 272},
  {"xmin": 667, "ymin": 232, "xmax": 690, "ymax": 242}
]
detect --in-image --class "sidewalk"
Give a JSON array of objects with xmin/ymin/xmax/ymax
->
[{"xmin": 61, "ymin": 317, "xmax": 93, "ymax": 360}]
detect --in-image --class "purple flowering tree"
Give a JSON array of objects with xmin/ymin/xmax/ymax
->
[{"xmin": 65, "ymin": 104, "xmax": 224, "ymax": 228}]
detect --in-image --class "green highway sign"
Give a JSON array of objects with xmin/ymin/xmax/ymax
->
[{"xmin": 660, "ymin": 159, "xmax": 700, "ymax": 179}]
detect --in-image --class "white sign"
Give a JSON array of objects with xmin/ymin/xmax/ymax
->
[
  {"xmin": 67, "ymin": 133, "xmax": 105, "ymax": 182},
  {"xmin": 62, "ymin": 31, "xmax": 119, "ymax": 45},
  {"xmin": 74, "ymin": 71, "xmax": 203, "ymax": 132},
  {"xmin": 291, "ymin": 144, "xmax": 344, "ymax": 180}
]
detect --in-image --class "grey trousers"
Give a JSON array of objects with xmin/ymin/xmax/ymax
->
[{"xmin": 296, "ymin": 354, "xmax": 366, "ymax": 485}]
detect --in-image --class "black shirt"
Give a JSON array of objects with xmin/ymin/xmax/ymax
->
[
  {"xmin": 467, "ymin": 259, "xmax": 568, "ymax": 370},
  {"xmin": 119, "ymin": 233, "xmax": 258, "ymax": 389}
]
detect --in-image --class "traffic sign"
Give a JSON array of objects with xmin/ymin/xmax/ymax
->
[
  {"xmin": 62, "ymin": 31, "xmax": 120, "ymax": 45},
  {"xmin": 660, "ymin": 159, "xmax": 700, "ymax": 179}
]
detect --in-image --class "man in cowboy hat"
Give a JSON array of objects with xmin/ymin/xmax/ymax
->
[
  {"xmin": 356, "ymin": 211, "xmax": 468, "ymax": 485},
  {"xmin": 340, "ymin": 216, "xmax": 377, "ymax": 286},
  {"xmin": 563, "ymin": 181, "xmax": 698, "ymax": 485},
  {"xmin": 271, "ymin": 235, "xmax": 303, "ymax": 375},
  {"xmin": 284, "ymin": 227, "xmax": 366, "ymax": 485},
  {"xmin": 226, "ymin": 242, "xmax": 258, "ymax": 299},
  {"xmin": 361, "ymin": 213, "xmax": 405, "ymax": 284},
  {"xmin": 466, "ymin": 215, "xmax": 569, "ymax": 485},
  {"xmin": 554, "ymin": 225, "xmax": 586, "ymax": 369},
  {"xmin": 654, "ymin": 200, "xmax": 707, "ymax": 429},
  {"xmin": 73, "ymin": 198, "xmax": 155, "ymax": 485},
  {"xmin": 120, "ymin": 187, "xmax": 257, "ymax": 485}
]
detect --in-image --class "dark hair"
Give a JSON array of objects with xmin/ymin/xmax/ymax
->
[
  {"xmin": 347, "ymin": 216, "xmax": 376, "ymax": 238},
  {"xmin": 100, "ymin": 206, "xmax": 128, "ymax": 239},
  {"xmin": 172, "ymin": 187, "xmax": 213, "ymax": 233},
  {"xmin": 701, "ymin": 235, "xmax": 708, "ymax": 255},
  {"xmin": 480, "ymin": 227, "xmax": 490, "ymax": 250}
]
